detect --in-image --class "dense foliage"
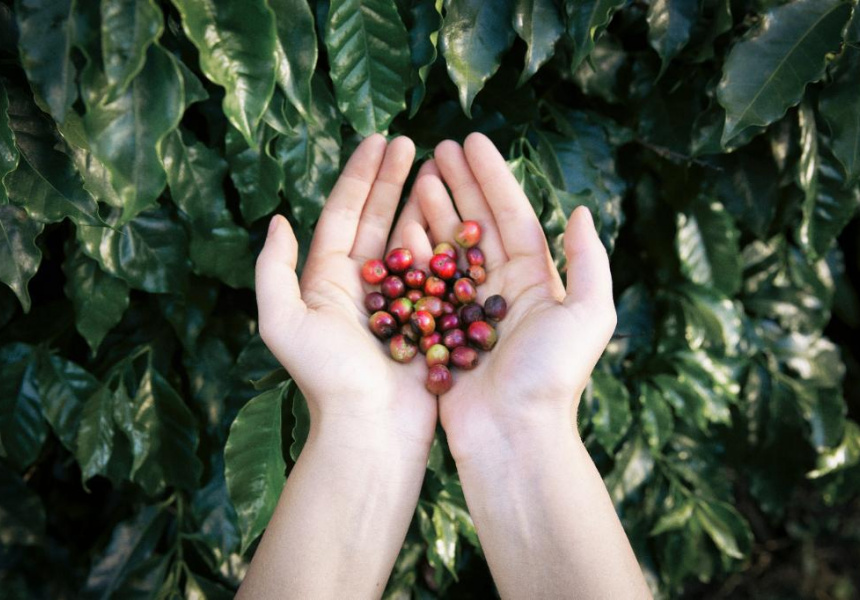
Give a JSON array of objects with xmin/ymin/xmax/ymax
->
[{"xmin": 1, "ymin": 0, "xmax": 859, "ymax": 597}]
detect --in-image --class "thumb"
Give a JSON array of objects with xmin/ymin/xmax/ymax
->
[
  {"xmin": 256, "ymin": 215, "xmax": 306, "ymax": 346},
  {"xmin": 562, "ymin": 207, "xmax": 615, "ymax": 316}
]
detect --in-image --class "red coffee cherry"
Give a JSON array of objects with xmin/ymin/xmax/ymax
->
[
  {"xmin": 426, "ymin": 364, "xmax": 453, "ymax": 395},
  {"xmin": 361, "ymin": 259, "xmax": 388, "ymax": 284},
  {"xmin": 426, "ymin": 344, "xmax": 450, "ymax": 367},
  {"xmin": 467, "ymin": 321, "xmax": 497, "ymax": 351},
  {"xmin": 450, "ymin": 346, "xmax": 479, "ymax": 370},
  {"xmin": 364, "ymin": 292, "xmax": 386, "ymax": 313},
  {"xmin": 455, "ymin": 220, "xmax": 481, "ymax": 248},
  {"xmin": 380, "ymin": 275, "xmax": 405, "ymax": 299},
  {"xmin": 385, "ymin": 248, "xmax": 413, "ymax": 273},
  {"xmin": 369, "ymin": 311, "xmax": 397, "ymax": 339},
  {"xmin": 389, "ymin": 334, "xmax": 417, "ymax": 363}
]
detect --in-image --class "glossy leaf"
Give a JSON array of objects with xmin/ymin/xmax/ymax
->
[
  {"xmin": 172, "ymin": 0, "xmax": 277, "ymax": 147},
  {"xmin": 75, "ymin": 384, "xmax": 126, "ymax": 484},
  {"xmin": 100, "ymin": 0, "xmax": 164, "ymax": 95},
  {"xmin": 269, "ymin": 0, "xmax": 317, "ymax": 120},
  {"xmin": 588, "ymin": 370, "xmax": 632, "ymax": 452},
  {"xmin": 227, "ymin": 128, "xmax": 284, "ymax": 225},
  {"xmin": 440, "ymin": 0, "xmax": 516, "ymax": 117},
  {"xmin": 77, "ymin": 205, "xmax": 189, "ymax": 294},
  {"xmin": 0, "ymin": 204, "xmax": 43, "ymax": 312},
  {"xmin": 160, "ymin": 130, "xmax": 255, "ymax": 288},
  {"xmin": 647, "ymin": 0, "xmax": 699, "ymax": 77},
  {"xmin": 639, "ymin": 383, "xmax": 674, "ymax": 450},
  {"xmin": 605, "ymin": 433, "xmax": 654, "ymax": 505},
  {"xmin": 0, "ymin": 82, "xmax": 17, "ymax": 204},
  {"xmin": 62, "ymin": 245, "xmax": 130, "ymax": 355},
  {"xmin": 431, "ymin": 504, "xmax": 459, "ymax": 575},
  {"xmin": 513, "ymin": 0, "xmax": 564, "ymax": 86},
  {"xmin": 82, "ymin": 44, "xmax": 183, "ymax": 224},
  {"xmin": 408, "ymin": 0, "xmax": 443, "ymax": 117},
  {"xmin": 716, "ymin": 0, "xmax": 852, "ymax": 144},
  {"xmin": 225, "ymin": 383, "xmax": 288, "ymax": 553},
  {"xmin": 566, "ymin": 0, "xmax": 627, "ymax": 72},
  {"xmin": 325, "ymin": 0, "xmax": 410, "ymax": 134},
  {"xmin": 676, "ymin": 196, "xmax": 741, "ymax": 296},
  {"xmin": 798, "ymin": 150, "xmax": 860, "ymax": 259},
  {"xmin": 678, "ymin": 284, "xmax": 742, "ymax": 356},
  {"xmin": 807, "ymin": 421, "xmax": 860, "ymax": 478},
  {"xmin": 14, "ymin": 0, "xmax": 76, "ymax": 123},
  {"xmin": 820, "ymin": 48, "xmax": 860, "ymax": 184},
  {"xmin": 694, "ymin": 499, "xmax": 752, "ymax": 560},
  {"xmin": 0, "ymin": 462, "xmax": 45, "ymax": 546},
  {"xmin": 128, "ymin": 365, "xmax": 203, "ymax": 495},
  {"xmin": 34, "ymin": 349, "xmax": 100, "ymax": 452},
  {"xmin": 0, "ymin": 343, "xmax": 46, "ymax": 469},
  {"xmin": 650, "ymin": 499, "xmax": 694, "ymax": 536}
]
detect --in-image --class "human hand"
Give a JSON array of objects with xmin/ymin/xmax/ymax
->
[
  {"xmin": 255, "ymin": 134, "xmax": 437, "ymax": 453},
  {"xmin": 414, "ymin": 133, "xmax": 617, "ymax": 462}
]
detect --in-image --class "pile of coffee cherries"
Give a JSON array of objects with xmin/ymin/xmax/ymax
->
[{"xmin": 361, "ymin": 220, "xmax": 507, "ymax": 394}]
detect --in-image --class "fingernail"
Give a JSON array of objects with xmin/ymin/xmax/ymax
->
[{"xmin": 268, "ymin": 215, "xmax": 280, "ymax": 235}]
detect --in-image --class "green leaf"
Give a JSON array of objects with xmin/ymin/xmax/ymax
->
[
  {"xmin": 408, "ymin": 0, "xmax": 443, "ymax": 117},
  {"xmin": 439, "ymin": 0, "xmax": 516, "ymax": 117},
  {"xmin": 62, "ymin": 245, "xmax": 130, "ymax": 355},
  {"xmin": 83, "ymin": 505, "xmax": 169, "ymax": 599},
  {"xmin": 14, "ymin": 0, "xmax": 76, "ymax": 123},
  {"xmin": 160, "ymin": 130, "xmax": 255, "ymax": 288},
  {"xmin": 513, "ymin": 0, "xmax": 564, "ymax": 86},
  {"xmin": 650, "ymin": 498, "xmax": 694, "ymax": 536},
  {"xmin": 128, "ymin": 365, "xmax": 203, "ymax": 495},
  {"xmin": 325, "ymin": 0, "xmax": 410, "ymax": 134},
  {"xmin": 225, "ymin": 383, "xmax": 288, "ymax": 554},
  {"xmin": 431, "ymin": 503, "xmax": 459, "ymax": 576},
  {"xmin": 678, "ymin": 284, "xmax": 742, "ymax": 355},
  {"xmin": 565, "ymin": 0, "xmax": 627, "ymax": 73},
  {"xmin": 75, "ymin": 384, "xmax": 128, "ymax": 484},
  {"xmin": 34, "ymin": 349, "xmax": 100, "ymax": 452},
  {"xmin": 0, "ymin": 344, "xmax": 46, "ymax": 470},
  {"xmin": 227, "ymin": 128, "xmax": 284, "ymax": 225},
  {"xmin": 588, "ymin": 370, "xmax": 632, "ymax": 452},
  {"xmin": 0, "ymin": 82, "xmax": 18, "ymax": 204},
  {"xmin": 290, "ymin": 387, "xmax": 311, "ymax": 461},
  {"xmin": 676, "ymin": 196, "xmax": 741, "ymax": 296},
  {"xmin": 647, "ymin": 0, "xmax": 700, "ymax": 77},
  {"xmin": 82, "ymin": 44, "xmax": 184, "ymax": 224},
  {"xmin": 184, "ymin": 571, "xmax": 235, "ymax": 600},
  {"xmin": 0, "ymin": 462, "xmax": 45, "ymax": 546},
  {"xmin": 269, "ymin": 0, "xmax": 318, "ymax": 120},
  {"xmin": 605, "ymin": 433, "xmax": 654, "ymax": 505},
  {"xmin": 100, "ymin": 0, "xmax": 164, "ymax": 96},
  {"xmin": 820, "ymin": 48, "xmax": 860, "ymax": 185},
  {"xmin": 639, "ymin": 383, "xmax": 674, "ymax": 450},
  {"xmin": 807, "ymin": 421, "xmax": 860, "ymax": 478},
  {"xmin": 716, "ymin": 0, "xmax": 852, "ymax": 144},
  {"xmin": 694, "ymin": 499, "xmax": 752, "ymax": 560},
  {"xmin": 172, "ymin": 0, "xmax": 277, "ymax": 147},
  {"xmin": 77, "ymin": 205, "xmax": 189, "ymax": 294},
  {"xmin": 275, "ymin": 77, "xmax": 341, "ymax": 228},
  {"xmin": 572, "ymin": 33, "xmax": 626, "ymax": 104},
  {"xmin": 0, "ymin": 204, "xmax": 43, "ymax": 312},
  {"xmin": 795, "ymin": 385, "xmax": 846, "ymax": 451}
]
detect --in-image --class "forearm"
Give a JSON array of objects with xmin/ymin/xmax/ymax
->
[
  {"xmin": 238, "ymin": 415, "xmax": 431, "ymax": 599},
  {"xmin": 454, "ymin": 423, "xmax": 651, "ymax": 599}
]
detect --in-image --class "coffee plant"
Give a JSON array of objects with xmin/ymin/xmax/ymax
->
[{"xmin": 1, "ymin": 0, "xmax": 859, "ymax": 597}]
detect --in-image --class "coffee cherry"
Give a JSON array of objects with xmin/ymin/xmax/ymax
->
[
  {"xmin": 450, "ymin": 346, "xmax": 479, "ymax": 370},
  {"xmin": 404, "ymin": 268, "xmax": 427, "ymax": 289},
  {"xmin": 385, "ymin": 248, "xmax": 413, "ymax": 273},
  {"xmin": 401, "ymin": 323, "xmax": 419, "ymax": 342},
  {"xmin": 389, "ymin": 297, "xmax": 413, "ymax": 324},
  {"xmin": 442, "ymin": 328, "xmax": 466, "ymax": 349},
  {"xmin": 467, "ymin": 321, "xmax": 497, "ymax": 351},
  {"xmin": 424, "ymin": 276, "xmax": 447, "ymax": 298},
  {"xmin": 441, "ymin": 302, "xmax": 456, "ymax": 315},
  {"xmin": 381, "ymin": 275, "xmax": 405, "ymax": 299},
  {"xmin": 430, "ymin": 254, "xmax": 457, "ymax": 280},
  {"xmin": 453, "ymin": 278, "xmax": 477, "ymax": 304},
  {"xmin": 466, "ymin": 247, "xmax": 485, "ymax": 266},
  {"xmin": 459, "ymin": 303, "xmax": 484, "ymax": 327},
  {"xmin": 484, "ymin": 295, "xmax": 508, "ymax": 321},
  {"xmin": 361, "ymin": 259, "xmax": 388, "ymax": 284},
  {"xmin": 467, "ymin": 265, "xmax": 486, "ymax": 285},
  {"xmin": 390, "ymin": 334, "xmax": 417, "ymax": 363},
  {"xmin": 406, "ymin": 289, "xmax": 423, "ymax": 303},
  {"xmin": 415, "ymin": 296, "xmax": 444, "ymax": 318},
  {"xmin": 419, "ymin": 332, "xmax": 442, "ymax": 353},
  {"xmin": 438, "ymin": 313, "xmax": 460, "ymax": 331},
  {"xmin": 364, "ymin": 292, "xmax": 387, "ymax": 313},
  {"xmin": 455, "ymin": 220, "xmax": 481, "ymax": 248},
  {"xmin": 426, "ymin": 364, "xmax": 453, "ymax": 395},
  {"xmin": 426, "ymin": 344, "xmax": 450, "ymax": 367},
  {"xmin": 369, "ymin": 311, "xmax": 397, "ymax": 339},
  {"xmin": 446, "ymin": 291, "xmax": 460, "ymax": 307},
  {"xmin": 433, "ymin": 242, "xmax": 459, "ymax": 261},
  {"xmin": 410, "ymin": 310, "xmax": 436, "ymax": 336}
]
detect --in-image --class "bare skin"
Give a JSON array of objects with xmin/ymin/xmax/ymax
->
[{"xmin": 244, "ymin": 133, "xmax": 651, "ymax": 599}]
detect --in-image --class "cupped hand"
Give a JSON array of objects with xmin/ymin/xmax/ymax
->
[
  {"xmin": 255, "ymin": 135, "xmax": 437, "ymax": 450},
  {"xmin": 414, "ymin": 134, "xmax": 617, "ymax": 461}
]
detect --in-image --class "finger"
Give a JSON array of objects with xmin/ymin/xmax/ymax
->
[
  {"xmin": 389, "ymin": 160, "xmax": 437, "ymax": 247},
  {"xmin": 351, "ymin": 136, "xmax": 416, "ymax": 261},
  {"xmin": 256, "ymin": 215, "xmax": 307, "ymax": 347},
  {"xmin": 563, "ymin": 207, "xmax": 614, "ymax": 316},
  {"xmin": 309, "ymin": 134, "xmax": 387, "ymax": 259},
  {"xmin": 402, "ymin": 220, "xmax": 434, "ymax": 267},
  {"xmin": 434, "ymin": 140, "xmax": 507, "ymax": 269},
  {"xmin": 415, "ymin": 171, "xmax": 461, "ymax": 248},
  {"xmin": 463, "ymin": 133, "xmax": 547, "ymax": 260}
]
